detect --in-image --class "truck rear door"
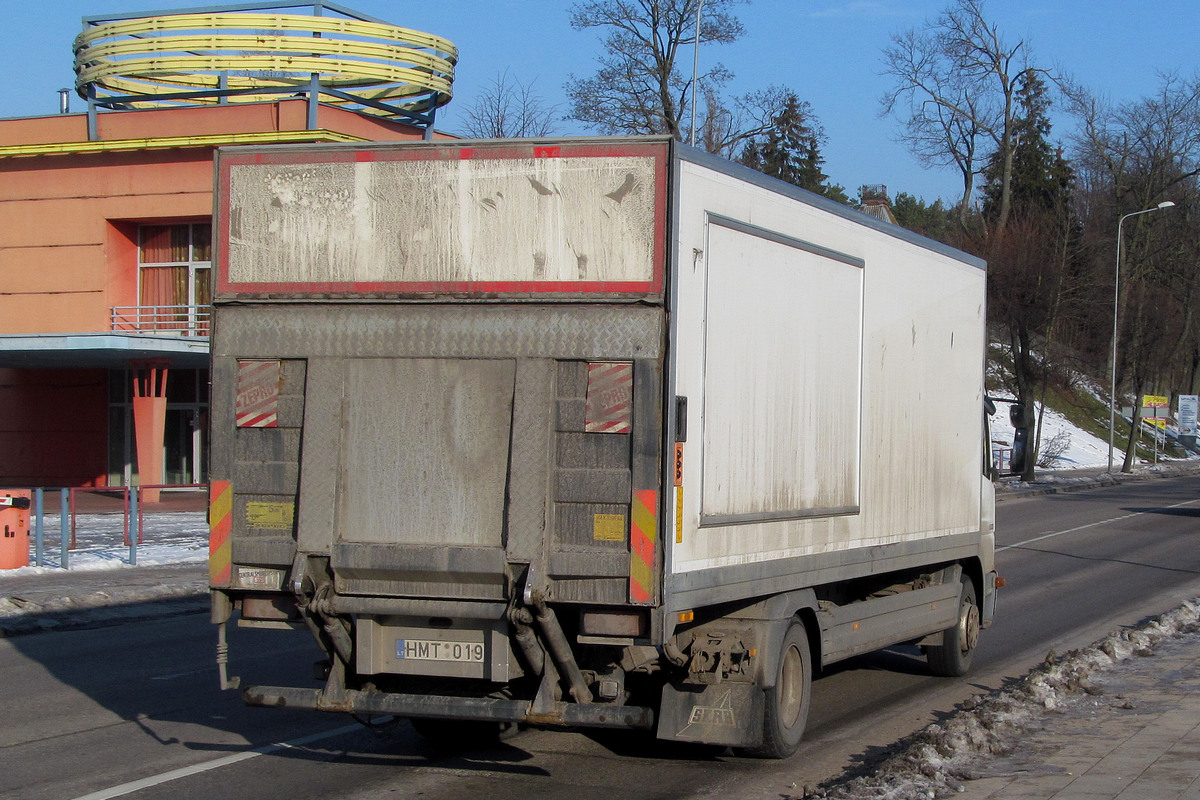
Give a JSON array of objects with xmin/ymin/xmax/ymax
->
[{"xmin": 210, "ymin": 139, "xmax": 670, "ymax": 615}]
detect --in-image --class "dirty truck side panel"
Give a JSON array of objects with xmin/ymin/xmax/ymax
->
[{"xmin": 665, "ymin": 153, "xmax": 990, "ymax": 611}]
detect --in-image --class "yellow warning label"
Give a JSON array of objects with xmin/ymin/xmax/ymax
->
[
  {"xmin": 246, "ymin": 502, "xmax": 296, "ymax": 530},
  {"xmin": 593, "ymin": 513, "xmax": 626, "ymax": 542}
]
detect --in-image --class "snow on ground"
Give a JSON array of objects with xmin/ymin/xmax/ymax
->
[
  {"xmin": 802, "ymin": 599, "xmax": 1200, "ymax": 800},
  {"xmin": 989, "ymin": 402, "xmax": 1111, "ymax": 470},
  {"xmin": 0, "ymin": 511, "xmax": 208, "ymax": 577}
]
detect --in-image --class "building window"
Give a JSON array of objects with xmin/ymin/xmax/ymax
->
[{"xmin": 138, "ymin": 222, "xmax": 211, "ymax": 332}]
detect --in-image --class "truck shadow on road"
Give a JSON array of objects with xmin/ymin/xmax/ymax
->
[{"xmin": 1121, "ymin": 505, "xmax": 1200, "ymax": 518}]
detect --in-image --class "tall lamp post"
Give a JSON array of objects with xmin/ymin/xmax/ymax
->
[
  {"xmin": 689, "ymin": 0, "xmax": 704, "ymax": 146},
  {"xmin": 1107, "ymin": 201, "xmax": 1176, "ymax": 472}
]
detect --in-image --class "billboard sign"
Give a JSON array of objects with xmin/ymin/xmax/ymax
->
[{"xmin": 1178, "ymin": 395, "xmax": 1198, "ymax": 436}]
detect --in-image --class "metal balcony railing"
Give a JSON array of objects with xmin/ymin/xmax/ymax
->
[{"xmin": 111, "ymin": 305, "xmax": 211, "ymax": 337}]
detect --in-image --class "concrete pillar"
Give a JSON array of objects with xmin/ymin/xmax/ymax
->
[{"xmin": 132, "ymin": 361, "xmax": 168, "ymax": 503}]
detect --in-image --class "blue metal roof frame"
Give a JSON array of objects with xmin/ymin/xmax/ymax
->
[
  {"xmin": 76, "ymin": 2, "xmax": 453, "ymax": 136},
  {"xmin": 81, "ymin": 1, "xmax": 390, "ymax": 26}
]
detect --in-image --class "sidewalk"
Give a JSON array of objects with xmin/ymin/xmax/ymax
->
[
  {"xmin": 803, "ymin": 599, "xmax": 1200, "ymax": 800},
  {"xmin": 0, "ymin": 563, "xmax": 208, "ymax": 635},
  {"xmin": 957, "ymin": 628, "xmax": 1200, "ymax": 800}
]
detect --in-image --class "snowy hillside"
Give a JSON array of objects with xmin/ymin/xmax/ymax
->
[{"xmin": 989, "ymin": 402, "xmax": 1110, "ymax": 470}]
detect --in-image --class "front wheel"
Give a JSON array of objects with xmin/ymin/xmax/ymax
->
[
  {"xmin": 926, "ymin": 574, "xmax": 980, "ymax": 677},
  {"xmin": 741, "ymin": 619, "xmax": 811, "ymax": 759}
]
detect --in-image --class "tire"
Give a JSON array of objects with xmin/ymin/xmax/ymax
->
[
  {"xmin": 742, "ymin": 620, "xmax": 812, "ymax": 759},
  {"xmin": 926, "ymin": 574, "xmax": 980, "ymax": 677}
]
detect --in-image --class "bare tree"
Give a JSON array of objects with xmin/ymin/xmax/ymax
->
[
  {"xmin": 1066, "ymin": 72, "xmax": 1200, "ymax": 470},
  {"xmin": 460, "ymin": 70, "xmax": 560, "ymax": 139},
  {"xmin": 565, "ymin": 0, "xmax": 797, "ymax": 156},
  {"xmin": 881, "ymin": 0, "xmax": 1035, "ymax": 230}
]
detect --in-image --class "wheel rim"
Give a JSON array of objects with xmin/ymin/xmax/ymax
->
[
  {"xmin": 778, "ymin": 643, "xmax": 805, "ymax": 728},
  {"xmin": 959, "ymin": 596, "xmax": 980, "ymax": 654}
]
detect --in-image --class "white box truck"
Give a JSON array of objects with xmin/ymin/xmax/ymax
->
[{"xmin": 208, "ymin": 136, "xmax": 998, "ymax": 757}]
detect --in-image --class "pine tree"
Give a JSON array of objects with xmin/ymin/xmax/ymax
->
[
  {"xmin": 981, "ymin": 72, "xmax": 1074, "ymax": 223},
  {"xmin": 981, "ymin": 70, "xmax": 1080, "ymax": 481},
  {"xmin": 738, "ymin": 91, "xmax": 849, "ymax": 203}
]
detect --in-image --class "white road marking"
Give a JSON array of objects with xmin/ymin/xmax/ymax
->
[
  {"xmin": 69, "ymin": 723, "xmax": 363, "ymax": 800},
  {"xmin": 150, "ymin": 667, "xmax": 211, "ymax": 681},
  {"xmin": 999, "ymin": 498, "xmax": 1200, "ymax": 552}
]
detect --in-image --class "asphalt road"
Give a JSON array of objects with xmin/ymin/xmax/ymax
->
[{"xmin": 3, "ymin": 474, "xmax": 1199, "ymax": 800}]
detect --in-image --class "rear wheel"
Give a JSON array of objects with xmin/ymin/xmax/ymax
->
[
  {"xmin": 926, "ymin": 574, "xmax": 980, "ymax": 677},
  {"xmin": 743, "ymin": 620, "xmax": 811, "ymax": 759}
]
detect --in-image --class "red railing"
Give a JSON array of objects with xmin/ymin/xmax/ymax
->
[{"xmin": 68, "ymin": 483, "xmax": 207, "ymax": 548}]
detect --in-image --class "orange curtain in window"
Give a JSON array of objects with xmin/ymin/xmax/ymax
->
[
  {"xmin": 140, "ymin": 225, "xmax": 189, "ymax": 263},
  {"xmin": 140, "ymin": 267, "xmax": 188, "ymax": 329}
]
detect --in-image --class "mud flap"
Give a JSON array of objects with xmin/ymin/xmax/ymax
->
[{"xmin": 657, "ymin": 681, "xmax": 765, "ymax": 747}]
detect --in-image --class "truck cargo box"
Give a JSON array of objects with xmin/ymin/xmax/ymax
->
[{"xmin": 210, "ymin": 136, "xmax": 996, "ymax": 757}]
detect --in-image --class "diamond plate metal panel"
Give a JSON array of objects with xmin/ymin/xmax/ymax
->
[
  {"xmin": 295, "ymin": 359, "xmax": 343, "ymax": 555},
  {"xmin": 214, "ymin": 305, "xmax": 663, "ymax": 360},
  {"xmin": 505, "ymin": 359, "xmax": 555, "ymax": 564}
]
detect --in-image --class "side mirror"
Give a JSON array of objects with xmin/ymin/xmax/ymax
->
[
  {"xmin": 1011, "ymin": 426, "xmax": 1029, "ymax": 474},
  {"xmin": 1009, "ymin": 403, "xmax": 1026, "ymax": 427}
]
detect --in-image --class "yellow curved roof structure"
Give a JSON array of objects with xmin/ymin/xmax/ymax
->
[{"xmin": 74, "ymin": 9, "xmax": 457, "ymax": 119}]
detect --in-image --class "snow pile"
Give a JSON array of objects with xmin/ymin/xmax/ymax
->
[{"xmin": 801, "ymin": 599, "xmax": 1200, "ymax": 800}]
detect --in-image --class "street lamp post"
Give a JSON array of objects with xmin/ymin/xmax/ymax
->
[
  {"xmin": 1107, "ymin": 201, "xmax": 1176, "ymax": 472},
  {"xmin": 690, "ymin": 0, "xmax": 704, "ymax": 147}
]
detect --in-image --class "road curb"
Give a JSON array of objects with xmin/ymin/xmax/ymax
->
[
  {"xmin": 996, "ymin": 461, "xmax": 1200, "ymax": 501},
  {"xmin": 0, "ymin": 593, "xmax": 208, "ymax": 637}
]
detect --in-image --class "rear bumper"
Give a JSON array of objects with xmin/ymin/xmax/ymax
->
[{"xmin": 242, "ymin": 684, "xmax": 656, "ymax": 730}]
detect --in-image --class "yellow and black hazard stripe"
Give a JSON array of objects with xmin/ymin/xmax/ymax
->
[
  {"xmin": 209, "ymin": 480, "xmax": 233, "ymax": 587},
  {"xmin": 629, "ymin": 489, "xmax": 658, "ymax": 604}
]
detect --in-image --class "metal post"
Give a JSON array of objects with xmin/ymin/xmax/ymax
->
[
  {"xmin": 689, "ymin": 0, "xmax": 704, "ymax": 147},
  {"xmin": 424, "ymin": 106, "xmax": 436, "ymax": 140},
  {"xmin": 307, "ymin": 73, "xmax": 320, "ymax": 130},
  {"xmin": 60, "ymin": 489, "xmax": 69, "ymax": 569},
  {"xmin": 34, "ymin": 488, "xmax": 44, "ymax": 567},
  {"xmin": 1153, "ymin": 409, "xmax": 1160, "ymax": 465},
  {"xmin": 128, "ymin": 489, "xmax": 138, "ymax": 566},
  {"xmin": 1108, "ymin": 202, "xmax": 1175, "ymax": 472},
  {"xmin": 86, "ymin": 84, "xmax": 99, "ymax": 141}
]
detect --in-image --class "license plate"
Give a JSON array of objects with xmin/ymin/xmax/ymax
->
[{"xmin": 396, "ymin": 638, "xmax": 485, "ymax": 663}]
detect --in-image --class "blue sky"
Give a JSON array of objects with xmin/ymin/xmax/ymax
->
[{"xmin": 3, "ymin": 1, "xmax": 1197, "ymax": 203}]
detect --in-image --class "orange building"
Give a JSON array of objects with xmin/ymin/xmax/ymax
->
[{"xmin": 0, "ymin": 4, "xmax": 455, "ymax": 493}]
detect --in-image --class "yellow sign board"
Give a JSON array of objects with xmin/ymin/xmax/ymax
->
[
  {"xmin": 1142, "ymin": 395, "xmax": 1169, "ymax": 408},
  {"xmin": 246, "ymin": 502, "xmax": 296, "ymax": 530},
  {"xmin": 593, "ymin": 513, "xmax": 626, "ymax": 542}
]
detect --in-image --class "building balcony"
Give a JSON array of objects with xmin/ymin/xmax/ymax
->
[{"xmin": 111, "ymin": 305, "xmax": 210, "ymax": 337}]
